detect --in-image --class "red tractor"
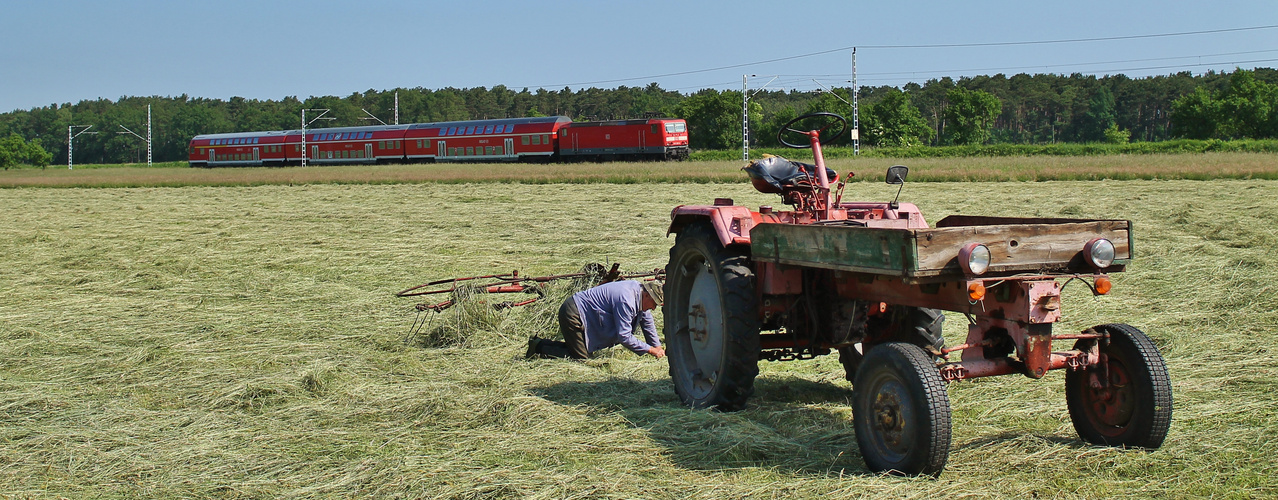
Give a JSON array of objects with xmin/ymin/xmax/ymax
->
[{"xmin": 662, "ymin": 113, "xmax": 1171, "ymax": 476}]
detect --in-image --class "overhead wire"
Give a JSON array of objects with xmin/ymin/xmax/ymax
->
[{"xmin": 517, "ymin": 24, "xmax": 1278, "ymax": 89}]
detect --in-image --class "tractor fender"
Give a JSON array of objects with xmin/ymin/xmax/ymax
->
[{"xmin": 668, "ymin": 205, "xmax": 756, "ymax": 247}]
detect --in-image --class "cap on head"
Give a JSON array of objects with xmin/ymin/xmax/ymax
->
[{"xmin": 641, "ymin": 281, "xmax": 665, "ymax": 306}]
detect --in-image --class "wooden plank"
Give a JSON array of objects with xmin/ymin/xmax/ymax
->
[{"xmin": 915, "ymin": 220, "xmax": 1130, "ymax": 275}]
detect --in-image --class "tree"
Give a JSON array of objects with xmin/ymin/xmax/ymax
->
[
  {"xmin": 1172, "ymin": 69, "xmax": 1278, "ymax": 139},
  {"xmin": 672, "ymin": 89, "xmax": 742, "ymax": 150},
  {"xmin": 0, "ymin": 133, "xmax": 51, "ymax": 169},
  {"xmin": 863, "ymin": 89, "xmax": 932, "ymax": 147},
  {"xmin": 944, "ymin": 87, "xmax": 1002, "ymax": 145},
  {"xmin": 1078, "ymin": 87, "xmax": 1117, "ymax": 142}
]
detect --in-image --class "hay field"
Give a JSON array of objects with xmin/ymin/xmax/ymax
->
[
  {"xmin": 1, "ymin": 178, "xmax": 1276, "ymax": 498},
  {"xmin": 3, "ymin": 151, "xmax": 1278, "ymax": 188}
]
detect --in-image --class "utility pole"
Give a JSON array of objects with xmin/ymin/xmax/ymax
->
[
  {"xmin": 67, "ymin": 125, "xmax": 97, "ymax": 170},
  {"xmin": 852, "ymin": 48, "xmax": 860, "ymax": 156},
  {"xmin": 741, "ymin": 74, "xmax": 778, "ymax": 161},
  {"xmin": 394, "ymin": 91, "xmax": 400, "ymax": 125},
  {"xmin": 301, "ymin": 108, "xmax": 333, "ymax": 167},
  {"xmin": 117, "ymin": 104, "xmax": 153, "ymax": 167},
  {"xmin": 742, "ymin": 75, "xmax": 749, "ymax": 161}
]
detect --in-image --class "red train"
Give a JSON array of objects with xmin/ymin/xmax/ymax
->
[{"xmin": 188, "ymin": 116, "xmax": 689, "ymax": 167}]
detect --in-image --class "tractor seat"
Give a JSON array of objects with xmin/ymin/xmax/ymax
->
[{"xmin": 742, "ymin": 155, "xmax": 839, "ymax": 194}]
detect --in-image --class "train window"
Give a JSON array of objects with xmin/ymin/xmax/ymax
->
[
  {"xmin": 652, "ymin": 125, "xmax": 660, "ymax": 134},
  {"xmin": 521, "ymin": 136, "xmax": 530, "ymax": 145},
  {"xmin": 505, "ymin": 124, "xmax": 514, "ymax": 133},
  {"xmin": 484, "ymin": 125, "xmax": 493, "ymax": 134},
  {"xmin": 666, "ymin": 122, "xmax": 686, "ymax": 133},
  {"xmin": 424, "ymin": 139, "xmax": 431, "ymax": 149},
  {"xmin": 497, "ymin": 146, "xmax": 504, "ymax": 155},
  {"xmin": 465, "ymin": 147, "xmax": 473, "ymax": 155},
  {"xmin": 531, "ymin": 135, "xmax": 540, "ymax": 145}
]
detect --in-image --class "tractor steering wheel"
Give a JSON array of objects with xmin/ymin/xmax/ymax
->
[{"xmin": 777, "ymin": 112, "xmax": 848, "ymax": 149}]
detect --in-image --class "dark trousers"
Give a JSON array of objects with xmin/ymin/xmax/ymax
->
[{"xmin": 535, "ymin": 297, "xmax": 589, "ymax": 359}]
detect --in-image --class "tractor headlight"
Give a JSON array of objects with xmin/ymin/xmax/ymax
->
[
  {"xmin": 960, "ymin": 243, "xmax": 992, "ymax": 276},
  {"xmin": 1084, "ymin": 238, "xmax": 1116, "ymax": 269}
]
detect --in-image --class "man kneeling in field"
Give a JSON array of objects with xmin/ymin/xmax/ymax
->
[{"xmin": 526, "ymin": 280, "xmax": 665, "ymax": 360}]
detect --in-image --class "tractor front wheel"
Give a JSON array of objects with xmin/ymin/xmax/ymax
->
[
  {"xmin": 665, "ymin": 221, "xmax": 761, "ymax": 411},
  {"xmin": 853, "ymin": 342, "xmax": 952, "ymax": 476},
  {"xmin": 1065, "ymin": 323, "xmax": 1172, "ymax": 449}
]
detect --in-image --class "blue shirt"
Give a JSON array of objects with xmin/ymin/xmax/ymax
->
[{"xmin": 572, "ymin": 280, "xmax": 661, "ymax": 355}]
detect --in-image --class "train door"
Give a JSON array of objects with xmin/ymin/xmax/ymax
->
[
  {"xmin": 504, "ymin": 138, "xmax": 513, "ymax": 157},
  {"xmin": 437, "ymin": 141, "xmax": 446, "ymax": 158},
  {"xmin": 253, "ymin": 147, "xmax": 260, "ymax": 164},
  {"xmin": 311, "ymin": 145, "xmax": 319, "ymax": 161},
  {"xmin": 209, "ymin": 149, "xmax": 215, "ymax": 163},
  {"xmin": 638, "ymin": 131, "xmax": 645, "ymax": 151},
  {"xmin": 366, "ymin": 143, "xmax": 373, "ymax": 161}
]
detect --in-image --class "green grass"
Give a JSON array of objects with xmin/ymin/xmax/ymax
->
[
  {"xmin": 693, "ymin": 139, "xmax": 1278, "ymax": 160},
  {"xmin": 1, "ymin": 179, "xmax": 1276, "ymax": 497}
]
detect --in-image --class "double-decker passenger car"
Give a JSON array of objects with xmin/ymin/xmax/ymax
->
[
  {"xmin": 189, "ymin": 116, "xmax": 688, "ymax": 167},
  {"xmin": 403, "ymin": 116, "xmax": 571, "ymax": 162}
]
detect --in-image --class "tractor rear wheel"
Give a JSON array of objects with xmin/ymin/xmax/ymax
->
[
  {"xmin": 1065, "ymin": 323, "xmax": 1172, "ymax": 449},
  {"xmin": 853, "ymin": 342, "xmax": 952, "ymax": 477},
  {"xmin": 665, "ymin": 221, "xmax": 761, "ymax": 411}
]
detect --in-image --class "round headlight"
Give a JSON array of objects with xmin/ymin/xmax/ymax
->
[
  {"xmin": 960, "ymin": 243, "xmax": 992, "ymax": 276},
  {"xmin": 1084, "ymin": 238, "xmax": 1116, "ymax": 268}
]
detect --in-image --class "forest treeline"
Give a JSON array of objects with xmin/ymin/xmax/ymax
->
[{"xmin": 1, "ymin": 68, "xmax": 1275, "ymax": 165}]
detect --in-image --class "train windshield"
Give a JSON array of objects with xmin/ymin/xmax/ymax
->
[{"xmin": 664, "ymin": 122, "xmax": 686, "ymax": 133}]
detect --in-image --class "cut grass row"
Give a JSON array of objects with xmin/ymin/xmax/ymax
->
[
  {"xmin": 0, "ymin": 179, "xmax": 1275, "ymax": 497},
  {"xmin": 3, "ymin": 151, "xmax": 1277, "ymax": 188}
]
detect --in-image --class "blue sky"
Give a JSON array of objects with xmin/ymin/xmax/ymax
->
[{"xmin": 2, "ymin": 0, "xmax": 1275, "ymax": 113}]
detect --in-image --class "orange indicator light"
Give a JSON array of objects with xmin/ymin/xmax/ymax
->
[
  {"xmin": 1094, "ymin": 277, "xmax": 1112, "ymax": 295},
  {"xmin": 967, "ymin": 282, "xmax": 986, "ymax": 301}
]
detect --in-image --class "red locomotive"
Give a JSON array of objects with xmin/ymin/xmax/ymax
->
[{"xmin": 188, "ymin": 116, "xmax": 688, "ymax": 167}]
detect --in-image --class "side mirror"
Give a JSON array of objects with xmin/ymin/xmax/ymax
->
[{"xmin": 886, "ymin": 165, "xmax": 908, "ymax": 185}]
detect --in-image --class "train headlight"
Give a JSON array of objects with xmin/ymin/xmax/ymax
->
[
  {"xmin": 1084, "ymin": 238, "xmax": 1116, "ymax": 269},
  {"xmin": 959, "ymin": 243, "xmax": 992, "ymax": 276}
]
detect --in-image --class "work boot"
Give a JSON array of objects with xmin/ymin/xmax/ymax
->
[{"xmin": 525, "ymin": 337, "xmax": 543, "ymax": 359}]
